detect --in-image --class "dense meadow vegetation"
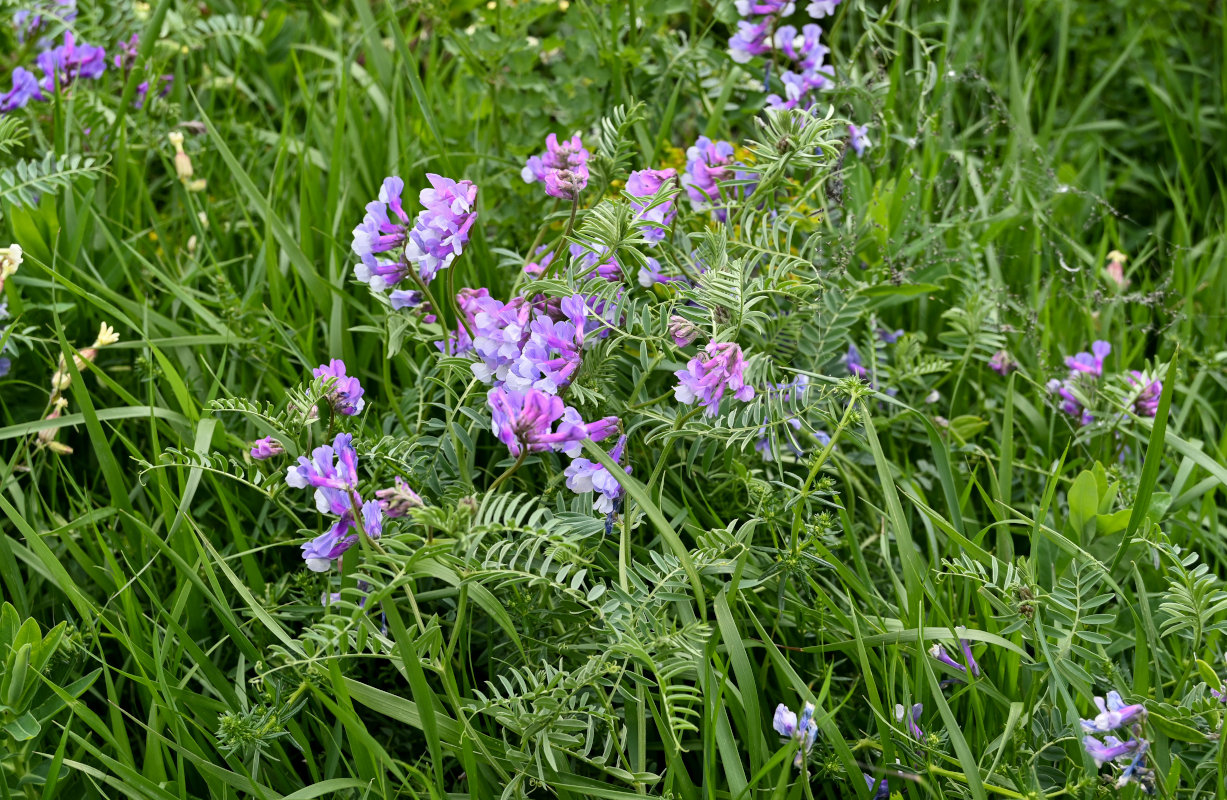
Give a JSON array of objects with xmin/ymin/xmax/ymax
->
[{"xmin": 3, "ymin": 0, "xmax": 1227, "ymax": 797}]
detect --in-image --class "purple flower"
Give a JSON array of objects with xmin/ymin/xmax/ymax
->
[
  {"xmin": 352, "ymin": 176, "xmax": 414, "ymax": 289},
  {"xmin": 465, "ymin": 292, "xmax": 594, "ymax": 394},
  {"xmin": 37, "ymin": 32, "xmax": 107, "ymax": 92},
  {"xmin": 929, "ymin": 639, "xmax": 980, "ymax": 677},
  {"xmin": 565, "ymin": 435, "xmax": 630, "ymax": 513},
  {"xmin": 569, "ymin": 243, "xmax": 622, "ymax": 282},
  {"xmin": 134, "ymin": 75, "xmax": 173, "ymax": 109},
  {"xmin": 807, "ymin": 0, "xmax": 841, "ymax": 17},
  {"xmin": 638, "ymin": 257, "xmax": 683, "ymax": 288},
  {"xmin": 487, "ymin": 386, "xmax": 616, "ymax": 458},
  {"xmin": 1065, "ymin": 340, "xmax": 1111, "ymax": 377},
  {"xmin": 301, "ymin": 516, "xmax": 357, "ymax": 572},
  {"xmin": 848, "ymin": 123, "xmax": 872, "ymax": 156},
  {"xmin": 1083, "ymin": 735, "xmax": 1141, "ymax": 767},
  {"xmin": 989, "ymin": 350, "xmax": 1016, "ymax": 376},
  {"xmin": 14, "ymin": 0, "xmax": 76, "ymax": 43},
  {"xmin": 863, "ymin": 774, "xmax": 889, "ymax": 800},
  {"xmin": 1128, "ymin": 371, "xmax": 1161, "ymax": 417},
  {"xmin": 522, "ymin": 133, "xmax": 590, "ymax": 198},
  {"xmin": 1047, "ymin": 378, "xmax": 1092, "ymax": 426},
  {"xmin": 843, "ymin": 343, "xmax": 868, "ymax": 379},
  {"xmin": 1081, "ymin": 690, "xmax": 1147, "ymax": 733},
  {"xmin": 668, "ymin": 314, "xmax": 702, "ymax": 347},
  {"xmin": 626, "ymin": 168, "xmax": 678, "ymax": 243},
  {"xmin": 729, "ymin": 18, "xmax": 776, "ymax": 63},
  {"xmin": 376, "ymin": 476, "xmax": 423, "ymax": 517},
  {"xmin": 1116, "ymin": 745, "xmax": 1156, "ymax": 794},
  {"xmin": 1211, "ymin": 684, "xmax": 1226, "ymax": 703},
  {"xmin": 681, "ymin": 137, "xmax": 756, "ymax": 220},
  {"xmin": 113, "ymin": 34, "xmax": 139, "ymax": 71},
  {"xmin": 313, "ymin": 359, "xmax": 366, "ymax": 416},
  {"xmin": 524, "ymin": 246, "xmax": 555, "ymax": 277},
  {"xmin": 766, "ymin": 25, "xmax": 832, "ymax": 110},
  {"xmin": 772, "ymin": 701, "xmax": 818, "ymax": 768},
  {"xmin": 674, "ymin": 341, "xmax": 756, "ymax": 416},
  {"xmin": 0, "ymin": 68, "xmax": 45, "ymax": 113},
  {"xmin": 895, "ymin": 703, "xmax": 923, "ymax": 740},
  {"xmin": 876, "ymin": 326, "xmax": 903, "ymax": 344},
  {"xmin": 250, "ymin": 436, "xmax": 284, "ymax": 460},
  {"xmin": 406, "ymin": 174, "xmax": 479, "ymax": 283}
]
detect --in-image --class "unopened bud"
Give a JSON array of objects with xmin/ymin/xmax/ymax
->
[
  {"xmin": 1105, "ymin": 250, "xmax": 1129, "ymax": 290},
  {"xmin": 668, "ymin": 315, "xmax": 702, "ymax": 348},
  {"xmin": 375, "ymin": 476, "xmax": 424, "ymax": 517},
  {"xmin": 46, "ymin": 441, "xmax": 74, "ymax": 455}
]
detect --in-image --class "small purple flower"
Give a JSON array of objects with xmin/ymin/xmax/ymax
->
[
  {"xmin": 113, "ymin": 34, "xmax": 139, "ymax": 71},
  {"xmin": 843, "ymin": 343, "xmax": 868, "ymax": 379},
  {"xmin": 0, "ymin": 67, "xmax": 45, "ymax": 113},
  {"xmin": 1065, "ymin": 340, "xmax": 1111, "ymax": 378},
  {"xmin": 1116, "ymin": 746, "xmax": 1156, "ymax": 795},
  {"xmin": 626, "ymin": 168, "xmax": 678, "ymax": 244},
  {"xmin": 1081, "ymin": 690, "xmax": 1147, "ymax": 733},
  {"xmin": 876, "ymin": 326, "xmax": 903, "ymax": 344},
  {"xmin": 929, "ymin": 639, "xmax": 980, "ymax": 677},
  {"xmin": 1211, "ymin": 684, "xmax": 1226, "ymax": 703},
  {"xmin": 301, "ymin": 515, "xmax": 357, "ymax": 572},
  {"xmin": 375, "ymin": 476, "xmax": 423, "ymax": 517},
  {"xmin": 134, "ymin": 75, "xmax": 173, "ymax": 109},
  {"xmin": 250, "ymin": 436, "xmax": 284, "ymax": 460},
  {"xmin": 807, "ymin": 0, "xmax": 841, "ymax": 17},
  {"xmin": 1082, "ymin": 735, "xmax": 1141, "ymax": 768},
  {"xmin": 772, "ymin": 701, "xmax": 818, "ymax": 768},
  {"xmin": 895, "ymin": 703, "xmax": 923, "ymax": 740},
  {"xmin": 37, "ymin": 32, "xmax": 107, "ymax": 92},
  {"xmin": 674, "ymin": 341, "xmax": 756, "ymax": 416},
  {"xmin": 487, "ymin": 386, "xmax": 615, "ymax": 458},
  {"xmin": 14, "ymin": 0, "xmax": 77, "ymax": 44},
  {"xmin": 765, "ymin": 25, "xmax": 832, "ymax": 109},
  {"xmin": 681, "ymin": 137, "xmax": 756, "ymax": 220},
  {"xmin": 565, "ymin": 435, "xmax": 630, "ymax": 513},
  {"xmin": 406, "ymin": 174, "xmax": 479, "ymax": 283},
  {"xmin": 313, "ymin": 359, "xmax": 366, "ymax": 416},
  {"xmin": 668, "ymin": 315, "xmax": 702, "ymax": 347},
  {"xmin": 569, "ymin": 243, "xmax": 622, "ymax": 282},
  {"xmin": 863, "ymin": 774, "xmax": 889, "ymax": 800},
  {"xmin": 729, "ymin": 17, "xmax": 775, "ymax": 63},
  {"xmin": 848, "ymin": 123, "xmax": 872, "ymax": 156},
  {"xmin": 989, "ymin": 350, "xmax": 1017, "ymax": 376},
  {"xmin": 1128, "ymin": 371, "xmax": 1161, "ymax": 417},
  {"xmin": 1047, "ymin": 378, "xmax": 1092, "ymax": 426},
  {"xmin": 522, "ymin": 133, "xmax": 590, "ymax": 197},
  {"xmin": 638, "ymin": 257, "xmax": 683, "ymax": 288},
  {"xmin": 524, "ymin": 246, "xmax": 555, "ymax": 277}
]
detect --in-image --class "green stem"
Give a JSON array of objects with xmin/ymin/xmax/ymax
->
[
  {"xmin": 487, "ymin": 448, "xmax": 527, "ymax": 494},
  {"xmin": 927, "ymin": 766, "xmax": 1025, "ymax": 799},
  {"xmin": 446, "ymin": 266, "xmax": 475, "ymax": 340}
]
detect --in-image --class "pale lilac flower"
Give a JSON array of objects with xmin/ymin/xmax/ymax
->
[
  {"xmin": 406, "ymin": 174, "xmax": 479, "ymax": 282},
  {"xmin": 544, "ymin": 167, "xmax": 586, "ymax": 200},
  {"xmin": 989, "ymin": 350, "xmax": 1016, "ymax": 375},
  {"xmin": 133, "ymin": 75, "xmax": 173, "ymax": 109},
  {"xmin": 895, "ymin": 703, "xmax": 923, "ymax": 740},
  {"xmin": 807, "ymin": 0, "xmax": 841, "ymax": 17},
  {"xmin": 766, "ymin": 25, "xmax": 832, "ymax": 109},
  {"xmin": 250, "ymin": 436, "xmax": 284, "ymax": 460},
  {"xmin": 876, "ymin": 326, "xmax": 903, "ymax": 343},
  {"xmin": 772, "ymin": 701, "xmax": 817, "ymax": 768},
  {"xmin": 286, "ymin": 433, "xmax": 359, "ymax": 508},
  {"xmin": 37, "ymin": 32, "xmax": 106, "ymax": 91},
  {"xmin": 848, "ymin": 123, "xmax": 872, "ymax": 156},
  {"xmin": 565, "ymin": 435, "xmax": 630, "ymax": 513},
  {"xmin": 637, "ymin": 257, "xmax": 682, "ymax": 288},
  {"xmin": 313, "ymin": 359, "xmax": 366, "ymax": 416},
  {"xmin": 1083, "ymin": 735, "xmax": 1141, "ymax": 767},
  {"xmin": 352, "ymin": 176, "xmax": 415, "ymax": 289},
  {"xmin": 1081, "ymin": 691, "xmax": 1147, "ymax": 733},
  {"xmin": 1116, "ymin": 746, "xmax": 1156, "ymax": 795},
  {"xmin": 1211, "ymin": 684, "xmax": 1226, "ymax": 703},
  {"xmin": 301, "ymin": 516, "xmax": 357, "ymax": 572},
  {"xmin": 668, "ymin": 315, "xmax": 702, "ymax": 347},
  {"xmin": 729, "ymin": 18, "xmax": 775, "ymax": 63},
  {"xmin": 14, "ymin": 0, "xmax": 76, "ymax": 43},
  {"xmin": 626, "ymin": 168, "xmax": 678, "ymax": 243},
  {"xmin": 487, "ymin": 386, "xmax": 615, "ymax": 458},
  {"xmin": 570, "ymin": 243, "xmax": 622, "ymax": 282},
  {"xmin": 674, "ymin": 341, "xmax": 756, "ymax": 416},
  {"xmin": 1128, "ymin": 372, "xmax": 1161, "ymax": 417},
  {"xmin": 1065, "ymin": 340, "xmax": 1111, "ymax": 377},
  {"xmin": 375, "ymin": 476, "xmax": 423, "ymax": 517},
  {"xmin": 0, "ymin": 68, "xmax": 45, "ymax": 113}
]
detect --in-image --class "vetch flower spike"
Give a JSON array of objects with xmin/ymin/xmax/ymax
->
[
  {"xmin": 894, "ymin": 703, "xmax": 923, "ymax": 739},
  {"xmin": 1080, "ymin": 690, "xmax": 1146, "ymax": 733},
  {"xmin": 772, "ymin": 701, "xmax": 818, "ymax": 768}
]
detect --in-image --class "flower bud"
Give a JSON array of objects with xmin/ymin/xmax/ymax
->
[
  {"xmin": 1105, "ymin": 250, "xmax": 1129, "ymax": 290},
  {"xmin": 375, "ymin": 476, "xmax": 424, "ymax": 517},
  {"xmin": 668, "ymin": 315, "xmax": 701, "ymax": 347}
]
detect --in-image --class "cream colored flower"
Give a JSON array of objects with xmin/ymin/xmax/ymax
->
[{"xmin": 93, "ymin": 322, "xmax": 120, "ymax": 348}]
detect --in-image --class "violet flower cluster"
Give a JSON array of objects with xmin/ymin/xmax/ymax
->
[
  {"xmin": 13, "ymin": 0, "xmax": 76, "ymax": 43},
  {"xmin": 895, "ymin": 703, "xmax": 923, "ymax": 740},
  {"xmin": 352, "ymin": 174, "xmax": 478, "ymax": 301},
  {"xmin": 681, "ymin": 137, "xmax": 757, "ymax": 221},
  {"xmin": 2, "ymin": 29, "xmax": 107, "ymax": 115},
  {"xmin": 625, "ymin": 168, "xmax": 678, "ymax": 244},
  {"xmin": 285, "ymin": 433, "xmax": 384, "ymax": 572},
  {"xmin": 1047, "ymin": 340, "xmax": 1160, "ymax": 425},
  {"xmin": 313, "ymin": 359, "xmax": 366, "ymax": 416},
  {"xmin": 564, "ymin": 435, "xmax": 630, "ymax": 514},
  {"xmin": 765, "ymin": 24, "xmax": 832, "ymax": 111},
  {"xmin": 772, "ymin": 701, "xmax": 818, "ymax": 768},
  {"xmin": 487, "ymin": 386, "xmax": 616, "ymax": 459},
  {"xmin": 674, "ymin": 341, "xmax": 756, "ymax": 417},
  {"xmin": 1081, "ymin": 690, "xmax": 1154, "ymax": 795},
  {"xmin": 522, "ymin": 133, "xmax": 590, "ymax": 200}
]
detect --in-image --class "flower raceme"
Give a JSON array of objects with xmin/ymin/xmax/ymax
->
[
  {"xmin": 681, "ymin": 137, "xmax": 757, "ymax": 220},
  {"xmin": 674, "ymin": 341, "xmax": 756, "ymax": 417},
  {"xmin": 1080, "ymin": 690, "xmax": 1146, "ymax": 733},
  {"xmin": 313, "ymin": 359, "xmax": 366, "ymax": 416},
  {"xmin": 250, "ymin": 436, "xmax": 284, "ymax": 460},
  {"xmin": 625, "ymin": 168, "xmax": 678, "ymax": 244},
  {"xmin": 522, "ymin": 133, "xmax": 590, "ymax": 199},
  {"xmin": 352, "ymin": 174, "xmax": 477, "ymax": 297},
  {"xmin": 487, "ymin": 386, "xmax": 617, "ymax": 458},
  {"xmin": 895, "ymin": 703, "xmax": 923, "ymax": 740},
  {"xmin": 565, "ymin": 435, "xmax": 630, "ymax": 514},
  {"xmin": 929, "ymin": 638, "xmax": 981, "ymax": 678},
  {"xmin": 772, "ymin": 701, "xmax": 818, "ymax": 768},
  {"xmin": 1080, "ymin": 690, "xmax": 1154, "ymax": 795}
]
